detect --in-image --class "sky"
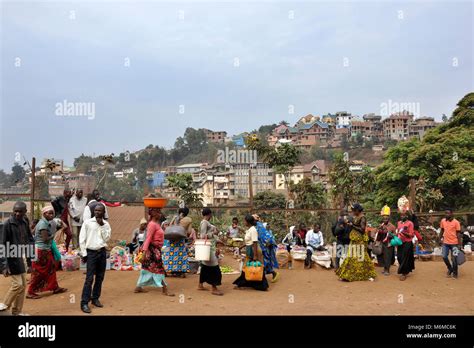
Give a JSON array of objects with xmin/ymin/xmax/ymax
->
[{"xmin": 0, "ymin": 0, "xmax": 473, "ymax": 171}]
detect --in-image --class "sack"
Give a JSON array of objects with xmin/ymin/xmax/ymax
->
[
  {"xmin": 244, "ymin": 261, "xmax": 264, "ymax": 281},
  {"xmin": 372, "ymin": 241, "xmax": 383, "ymax": 255},
  {"xmin": 456, "ymin": 250, "xmax": 466, "ymax": 266},
  {"xmin": 276, "ymin": 249, "xmax": 289, "ymax": 268},
  {"xmin": 54, "ymin": 228, "xmax": 66, "ymax": 245},
  {"xmin": 164, "ymin": 214, "xmax": 187, "ymax": 240}
]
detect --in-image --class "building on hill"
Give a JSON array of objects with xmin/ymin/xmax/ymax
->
[
  {"xmin": 147, "ymin": 171, "xmax": 167, "ymax": 188},
  {"xmin": 267, "ymin": 119, "xmax": 330, "ymax": 148},
  {"xmin": 233, "ymin": 163, "xmax": 273, "ymax": 199},
  {"xmin": 303, "ymin": 160, "xmax": 329, "ymax": 187},
  {"xmin": 322, "ymin": 113, "xmax": 337, "ymax": 125},
  {"xmin": 409, "ymin": 117, "xmax": 438, "ymax": 139},
  {"xmin": 213, "ymin": 171, "xmax": 234, "ymax": 205},
  {"xmin": 335, "ymin": 111, "xmax": 353, "ymax": 129},
  {"xmin": 295, "ymin": 114, "xmax": 320, "ymax": 127},
  {"xmin": 232, "ymin": 133, "xmax": 248, "ymax": 147},
  {"xmin": 203, "ymin": 129, "xmax": 227, "ymax": 144},
  {"xmin": 382, "ymin": 111, "xmax": 414, "ymax": 140},
  {"xmin": 176, "ymin": 163, "xmax": 207, "ymax": 174},
  {"xmin": 274, "ymin": 160, "xmax": 329, "ymax": 189},
  {"xmin": 67, "ymin": 174, "xmax": 96, "ymax": 194},
  {"xmin": 349, "ymin": 160, "xmax": 367, "ymax": 172}
]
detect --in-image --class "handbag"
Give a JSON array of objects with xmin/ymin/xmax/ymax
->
[
  {"xmin": 372, "ymin": 241, "xmax": 383, "ymax": 255},
  {"xmin": 164, "ymin": 215, "xmax": 187, "ymax": 241},
  {"xmin": 244, "ymin": 261, "xmax": 264, "ymax": 282},
  {"xmin": 455, "ymin": 249, "xmax": 466, "ymax": 266},
  {"xmin": 390, "ymin": 233, "xmax": 403, "ymax": 247}
]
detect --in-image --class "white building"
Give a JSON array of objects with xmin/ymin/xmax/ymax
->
[{"xmin": 335, "ymin": 111, "xmax": 353, "ymax": 129}]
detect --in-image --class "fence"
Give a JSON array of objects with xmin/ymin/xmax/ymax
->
[{"xmin": 1, "ymin": 195, "xmax": 473, "ymax": 245}]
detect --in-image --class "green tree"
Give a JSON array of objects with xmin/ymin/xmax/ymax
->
[
  {"xmin": 253, "ymin": 191, "xmax": 286, "ymax": 210},
  {"xmin": 289, "ymin": 177, "xmax": 327, "ymax": 209},
  {"xmin": 375, "ymin": 92, "xmax": 474, "ymax": 210},
  {"xmin": 166, "ymin": 173, "xmax": 203, "ymax": 207},
  {"xmin": 10, "ymin": 163, "xmax": 26, "ymax": 185},
  {"xmin": 329, "ymin": 153, "xmax": 354, "ymax": 208}
]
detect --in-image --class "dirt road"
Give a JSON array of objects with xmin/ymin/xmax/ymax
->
[{"xmin": 1, "ymin": 256, "xmax": 472, "ymax": 316}]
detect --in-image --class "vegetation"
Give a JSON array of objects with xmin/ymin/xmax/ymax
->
[{"xmin": 374, "ymin": 92, "xmax": 474, "ymax": 211}]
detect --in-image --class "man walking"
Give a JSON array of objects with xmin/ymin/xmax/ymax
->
[
  {"xmin": 79, "ymin": 204, "xmax": 111, "ymax": 313},
  {"xmin": 440, "ymin": 209, "xmax": 462, "ymax": 279},
  {"xmin": 68, "ymin": 189, "xmax": 87, "ymax": 249},
  {"xmin": 0, "ymin": 202, "xmax": 34, "ymax": 315}
]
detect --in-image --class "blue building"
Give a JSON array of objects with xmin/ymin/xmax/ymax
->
[{"xmin": 147, "ymin": 171, "xmax": 167, "ymax": 188}]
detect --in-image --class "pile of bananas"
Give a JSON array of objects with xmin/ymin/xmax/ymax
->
[{"xmin": 219, "ymin": 265, "xmax": 234, "ymax": 273}]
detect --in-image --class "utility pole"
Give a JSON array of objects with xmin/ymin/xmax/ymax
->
[
  {"xmin": 30, "ymin": 157, "xmax": 36, "ymax": 220},
  {"xmin": 409, "ymin": 178, "xmax": 416, "ymax": 212},
  {"xmin": 248, "ymin": 166, "xmax": 253, "ymax": 208}
]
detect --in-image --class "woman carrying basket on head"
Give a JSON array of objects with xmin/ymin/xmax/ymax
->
[{"xmin": 134, "ymin": 207, "xmax": 174, "ymax": 296}]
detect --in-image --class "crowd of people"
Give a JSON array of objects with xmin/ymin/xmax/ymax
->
[{"xmin": 0, "ymin": 187, "xmax": 467, "ymax": 315}]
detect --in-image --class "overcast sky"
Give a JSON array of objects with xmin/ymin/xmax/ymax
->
[{"xmin": 1, "ymin": 0, "xmax": 472, "ymax": 171}]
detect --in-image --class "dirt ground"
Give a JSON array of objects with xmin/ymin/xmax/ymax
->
[{"xmin": 1, "ymin": 254, "xmax": 473, "ymax": 316}]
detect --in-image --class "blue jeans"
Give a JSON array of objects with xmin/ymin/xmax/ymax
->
[{"xmin": 442, "ymin": 244, "xmax": 459, "ymax": 275}]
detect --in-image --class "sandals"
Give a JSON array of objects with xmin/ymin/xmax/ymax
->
[
  {"xmin": 26, "ymin": 293, "xmax": 41, "ymax": 299},
  {"xmin": 53, "ymin": 287, "xmax": 67, "ymax": 294}
]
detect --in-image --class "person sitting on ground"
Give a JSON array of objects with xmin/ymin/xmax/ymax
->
[
  {"xmin": 305, "ymin": 223, "xmax": 325, "ymax": 269},
  {"xmin": 127, "ymin": 218, "xmax": 147, "ymax": 254},
  {"xmin": 282, "ymin": 226, "xmax": 303, "ymax": 252},
  {"xmin": 227, "ymin": 217, "xmax": 243, "ymax": 239},
  {"xmin": 296, "ymin": 222, "xmax": 308, "ymax": 245}
]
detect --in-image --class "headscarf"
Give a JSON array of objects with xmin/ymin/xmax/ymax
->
[
  {"xmin": 42, "ymin": 205, "xmax": 54, "ymax": 214},
  {"xmin": 139, "ymin": 218, "xmax": 147, "ymax": 225}
]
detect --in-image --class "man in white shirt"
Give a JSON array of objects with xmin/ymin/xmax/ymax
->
[
  {"xmin": 68, "ymin": 189, "xmax": 87, "ymax": 249},
  {"xmin": 79, "ymin": 203, "xmax": 111, "ymax": 314},
  {"xmin": 305, "ymin": 224, "xmax": 325, "ymax": 269}
]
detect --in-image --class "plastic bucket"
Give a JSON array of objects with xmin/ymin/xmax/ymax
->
[{"xmin": 194, "ymin": 239, "xmax": 211, "ymax": 261}]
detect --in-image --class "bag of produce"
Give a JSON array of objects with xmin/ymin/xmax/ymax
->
[{"xmin": 244, "ymin": 261, "xmax": 264, "ymax": 281}]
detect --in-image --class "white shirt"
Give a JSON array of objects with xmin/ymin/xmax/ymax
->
[
  {"xmin": 82, "ymin": 200, "xmax": 109, "ymax": 221},
  {"xmin": 68, "ymin": 196, "xmax": 88, "ymax": 226},
  {"xmin": 79, "ymin": 217, "xmax": 112, "ymax": 257},
  {"xmin": 305, "ymin": 229, "xmax": 324, "ymax": 250},
  {"xmin": 244, "ymin": 226, "xmax": 259, "ymax": 246}
]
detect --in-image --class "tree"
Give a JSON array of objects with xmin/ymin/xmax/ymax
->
[
  {"xmin": 442, "ymin": 114, "xmax": 448, "ymax": 123},
  {"xmin": 166, "ymin": 173, "xmax": 203, "ymax": 207},
  {"xmin": 10, "ymin": 164, "xmax": 26, "ymax": 185},
  {"xmin": 246, "ymin": 137, "xmax": 301, "ymax": 193},
  {"xmin": 253, "ymin": 191, "xmax": 286, "ymax": 210},
  {"xmin": 375, "ymin": 93, "xmax": 474, "ymax": 210},
  {"xmin": 289, "ymin": 178, "xmax": 327, "ymax": 209},
  {"xmin": 354, "ymin": 132, "xmax": 363, "ymax": 147},
  {"xmin": 329, "ymin": 152, "xmax": 355, "ymax": 208}
]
